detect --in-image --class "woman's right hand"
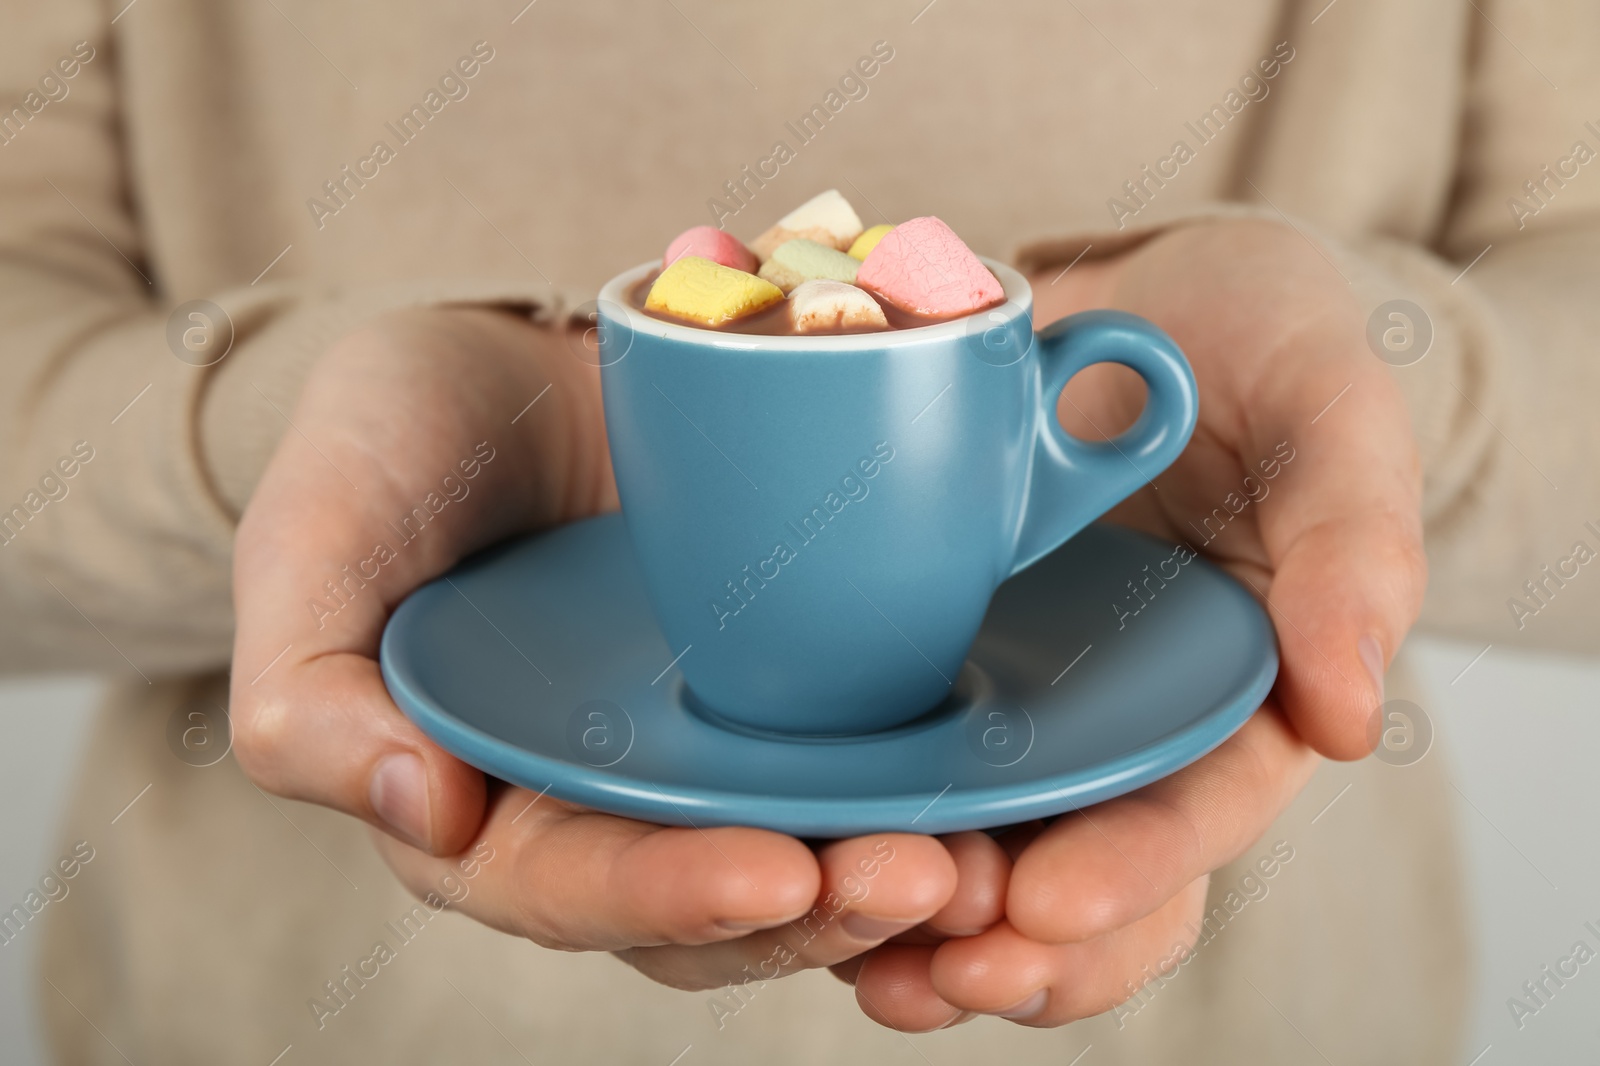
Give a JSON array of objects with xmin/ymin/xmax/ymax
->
[{"xmin": 228, "ymin": 306, "xmax": 1002, "ymax": 1005}]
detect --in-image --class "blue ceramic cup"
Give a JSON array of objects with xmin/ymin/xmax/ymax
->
[{"xmin": 596, "ymin": 258, "xmax": 1197, "ymax": 735}]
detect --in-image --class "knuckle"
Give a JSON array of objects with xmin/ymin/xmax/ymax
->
[
  {"xmin": 1360, "ymin": 513, "xmax": 1429, "ymax": 626},
  {"xmin": 1150, "ymin": 789, "xmax": 1215, "ymax": 882},
  {"xmin": 226, "ymin": 691, "xmax": 293, "ymax": 790},
  {"xmin": 506, "ymin": 841, "xmax": 585, "ymax": 951}
]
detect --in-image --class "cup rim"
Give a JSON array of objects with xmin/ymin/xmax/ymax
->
[{"xmin": 596, "ymin": 254, "xmax": 1033, "ymax": 351}]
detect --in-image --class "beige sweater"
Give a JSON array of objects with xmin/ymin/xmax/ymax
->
[
  {"xmin": 2, "ymin": 0, "xmax": 1599, "ymax": 666},
  {"xmin": 2, "ymin": 0, "xmax": 1593, "ymax": 1061}
]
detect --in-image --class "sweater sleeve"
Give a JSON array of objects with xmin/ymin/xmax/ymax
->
[
  {"xmin": 1338, "ymin": 0, "xmax": 1600, "ymax": 655},
  {"xmin": 0, "ymin": 4, "xmax": 562, "ymax": 679},
  {"xmin": 1014, "ymin": 0, "xmax": 1600, "ymax": 656}
]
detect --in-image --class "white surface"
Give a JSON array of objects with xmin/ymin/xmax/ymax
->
[
  {"xmin": 0, "ymin": 642, "xmax": 1597, "ymax": 1064},
  {"xmin": 0, "ymin": 676, "xmax": 100, "ymax": 1066},
  {"xmin": 1408, "ymin": 637, "xmax": 1600, "ymax": 1063}
]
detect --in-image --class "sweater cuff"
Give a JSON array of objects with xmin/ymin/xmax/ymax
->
[{"xmin": 197, "ymin": 277, "xmax": 590, "ymax": 518}]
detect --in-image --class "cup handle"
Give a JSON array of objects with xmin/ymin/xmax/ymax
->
[{"xmin": 1009, "ymin": 309, "xmax": 1199, "ymax": 576}]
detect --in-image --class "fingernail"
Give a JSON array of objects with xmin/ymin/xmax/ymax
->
[
  {"xmin": 714, "ymin": 919, "xmax": 771, "ymax": 934},
  {"xmin": 1358, "ymin": 635, "xmax": 1386, "ymax": 705},
  {"xmin": 370, "ymin": 753, "xmax": 432, "ymax": 851},
  {"xmin": 996, "ymin": 989, "xmax": 1049, "ymax": 1020},
  {"xmin": 907, "ymin": 1010, "xmax": 976, "ymax": 1034},
  {"xmin": 841, "ymin": 912, "xmax": 917, "ymax": 942}
]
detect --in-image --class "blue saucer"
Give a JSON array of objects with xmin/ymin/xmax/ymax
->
[{"xmin": 380, "ymin": 514, "xmax": 1276, "ymax": 838}]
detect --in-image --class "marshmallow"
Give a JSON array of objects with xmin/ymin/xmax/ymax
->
[
  {"xmin": 664, "ymin": 225, "xmax": 757, "ymax": 273},
  {"xmin": 750, "ymin": 189, "xmax": 863, "ymax": 261},
  {"xmin": 847, "ymin": 224, "xmax": 893, "ymax": 261},
  {"xmin": 756, "ymin": 238, "xmax": 861, "ymax": 294},
  {"xmin": 645, "ymin": 255, "xmax": 783, "ymax": 326},
  {"xmin": 854, "ymin": 216, "xmax": 1004, "ymax": 317},
  {"xmin": 787, "ymin": 280, "xmax": 888, "ymax": 333}
]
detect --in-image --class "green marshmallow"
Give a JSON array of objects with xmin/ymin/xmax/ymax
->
[{"xmin": 769, "ymin": 238, "xmax": 860, "ymax": 285}]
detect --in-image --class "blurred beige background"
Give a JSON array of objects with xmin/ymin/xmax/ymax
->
[{"xmin": 3, "ymin": 636, "xmax": 1597, "ymax": 1064}]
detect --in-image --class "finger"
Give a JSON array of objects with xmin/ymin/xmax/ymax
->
[
  {"xmin": 1249, "ymin": 478, "xmax": 1425, "ymax": 760},
  {"xmin": 922, "ymin": 831, "xmax": 1011, "ymax": 937},
  {"xmin": 234, "ymin": 646, "xmax": 498, "ymax": 856},
  {"xmin": 1006, "ymin": 707, "xmax": 1315, "ymax": 945},
  {"xmin": 1101, "ymin": 221, "xmax": 1425, "ymax": 760},
  {"xmin": 229, "ymin": 418, "xmax": 500, "ymax": 853},
  {"xmin": 829, "ymin": 956, "xmax": 867, "ymax": 985},
  {"xmin": 1240, "ymin": 325, "xmax": 1426, "ymax": 760},
  {"xmin": 374, "ymin": 786, "xmax": 821, "ymax": 952},
  {"xmin": 928, "ymin": 876, "xmax": 1211, "ymax": 1026},
  {"xmin": 852, "ymin": 944, "xmax": 971, "ymax": 1032},
  {"xmin": 230, "ymin": 311, "xmax": 602, "ymax": 853},
  {"xmin": 620, "ymin": 834, "xmax": 957, "ymax": 991}
]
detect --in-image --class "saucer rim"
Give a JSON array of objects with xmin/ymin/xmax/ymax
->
[
  {"xmin": 382, "ymin": 643, "xmax": 1270, "ymax": 836},
  {"xmin": 379, "ymin": 518, "xmax": 1278, "ymax": 837}
]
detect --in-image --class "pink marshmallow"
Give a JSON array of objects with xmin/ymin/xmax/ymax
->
[
  {"xmin": 663, "ymin": 226, "xmax": 757, "ymax": 274},
  {"xmin": 855, "ymin": 216, "xmax": 1004, "ymax": 317}
]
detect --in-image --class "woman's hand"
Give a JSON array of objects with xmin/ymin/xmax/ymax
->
[
  {"xmin": 227, "ymin": 306, "xmax": 995, "ymax": 991},
  {"xmin": 844, "ymin": 217, "xmax": 1427, "ymax": 1028}
]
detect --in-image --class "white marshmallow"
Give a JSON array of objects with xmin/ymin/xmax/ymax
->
[
  {"xmin": 751, "ymin": 189, "xmax": 864, "ymax": 261},
  {"xmin": 787, "ymin": 279, "xmax": 888, "ymax": 333}
]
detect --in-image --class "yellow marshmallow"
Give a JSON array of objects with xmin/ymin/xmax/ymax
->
[
  {"xmin": 645, "ymin": 256, "xmax": 783, "ymax": 326},
  {"xmin": 847, "ymin": 224, "xmax": 894, "ymax": 261}
]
